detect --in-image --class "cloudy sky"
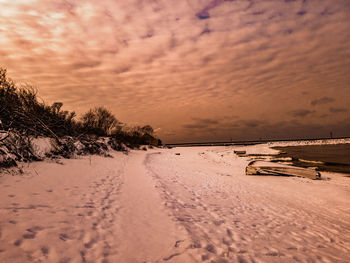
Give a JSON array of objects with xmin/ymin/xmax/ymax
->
[{"xmin": 1, "ymin": 0, "xmax": 349, "ymax": 143}]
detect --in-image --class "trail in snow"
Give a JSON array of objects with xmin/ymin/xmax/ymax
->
[{"xmin": 112, "ymin": 151, "xmax": 190, "ymax": 263}]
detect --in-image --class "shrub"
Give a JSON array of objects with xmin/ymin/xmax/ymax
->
[{"xmin": 110, "ymin": 125, "xmax": 160, "ymax": 148}]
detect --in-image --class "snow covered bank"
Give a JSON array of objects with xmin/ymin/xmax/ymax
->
[{"xmin": 0, "ymin": 133, "xmax": 129, "ymax": 170}]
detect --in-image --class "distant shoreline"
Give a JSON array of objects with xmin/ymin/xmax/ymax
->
[{"xmin": 166, "ymin": 136, "xmax": 350, "ymax": 147}]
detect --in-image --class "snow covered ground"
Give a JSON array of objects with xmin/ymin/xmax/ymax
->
[{"xmin": 0, "ymin": 143, "xmax": 349, "ymax": 262}]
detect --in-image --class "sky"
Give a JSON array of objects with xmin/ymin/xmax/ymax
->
[{"xmin": 1, "ymin": 0, "xmax": 350, "ymax": 143}]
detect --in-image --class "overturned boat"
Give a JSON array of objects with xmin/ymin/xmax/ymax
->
[{"xmin": 246, "ymin": 161, "xmax": 321, "ymax": 180}]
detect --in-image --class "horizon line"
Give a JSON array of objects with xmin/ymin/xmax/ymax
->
[{"xmin": 165, "ymin": 136, "xmax": 350, "ymax": 146}]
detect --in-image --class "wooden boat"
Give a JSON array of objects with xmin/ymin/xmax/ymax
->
[{"xmin": 246, "ymin": 161, "xmax": 321, "ymax": 180}]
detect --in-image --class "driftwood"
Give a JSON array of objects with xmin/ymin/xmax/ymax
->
[
  {"xmin": 0, "ymin": 131, "xmax": 9, "ymax": 142},
  {"xmin": 234, "ymin": 150, "xmax": 246, "ymax": 156}
]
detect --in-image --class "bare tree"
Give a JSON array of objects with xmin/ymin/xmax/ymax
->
[{"xmin": 81, "ymin": 107, "xmax": 121, "ymax": 136}]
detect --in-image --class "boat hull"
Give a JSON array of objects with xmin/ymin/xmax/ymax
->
[{"xmin": 246, "ymin": 161, "xmax": 321, "ymax": 180}]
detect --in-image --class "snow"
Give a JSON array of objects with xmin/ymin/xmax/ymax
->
[
  {"xmin": 0, "ymin": 143, "xmax": 349, "ymax": 262},
  {"xmin": 30, "ymin": 137, "xmax": 54, "ymax": 158}
]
